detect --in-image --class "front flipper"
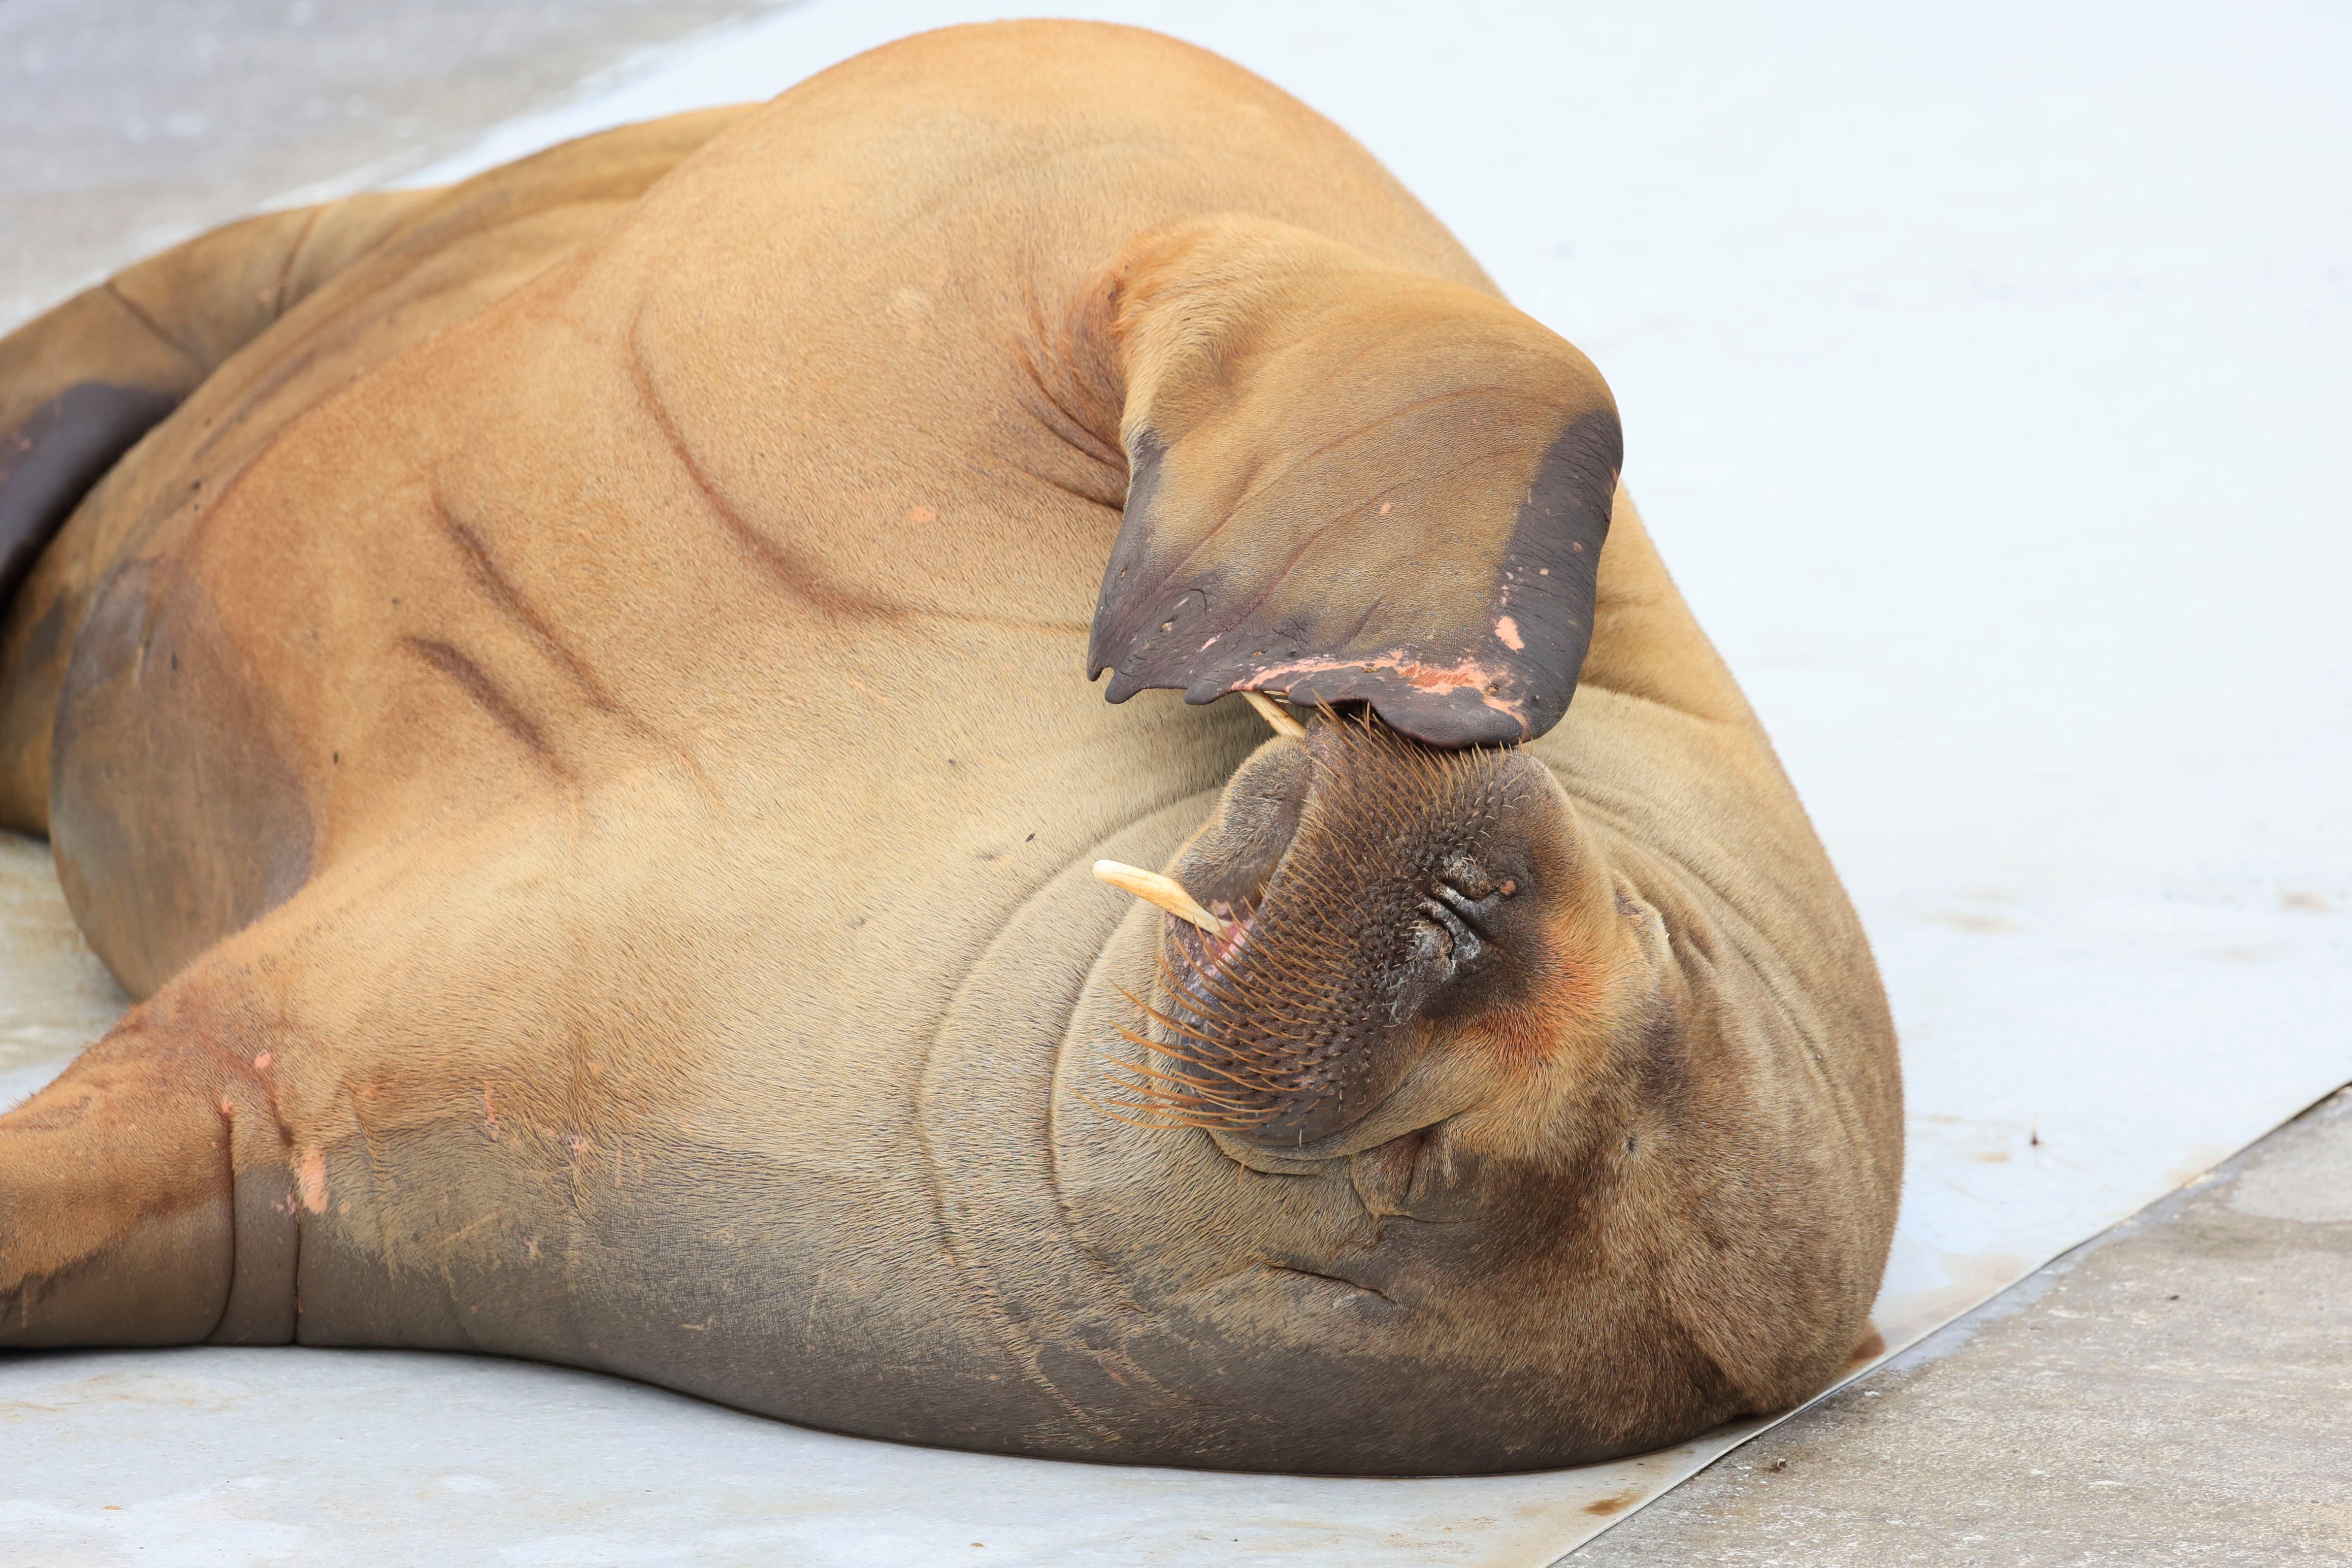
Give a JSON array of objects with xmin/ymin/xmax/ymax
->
[
  {"xmin": 0, "ymin": 985, "xmax": 297, "ymax": 1349},
  {"xmin": 1089, "ymin": 219, "xmax": 1621, "ymax": 748}
]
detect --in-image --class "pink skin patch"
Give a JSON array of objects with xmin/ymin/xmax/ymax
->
[
  {"xmin": 1495, "ymin": 616, "xmax": 1524, "ymax": 651},
  {"xmin": 297, "ymin": 1150, "xmax": 329, "ymax": 1215},
  {"xmin": 251, "ymin": 1052, "xmax": 272, "ymax": 1071},
  {"xmin": 1246, "ymin": 649, "xmax": 1532, "ymax": 733},
  {"xmin": 907, "ymin": 505, "xmax": 938, "ymax": 524}
]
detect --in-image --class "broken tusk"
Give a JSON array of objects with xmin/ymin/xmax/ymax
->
[
  {"xmin": 1240, "ymin": 689, "xmax": 1306, "ymax": 739},
  {"xmin": 1093, "ymin": 860, "xmax": 1227, "ymax": 933}
]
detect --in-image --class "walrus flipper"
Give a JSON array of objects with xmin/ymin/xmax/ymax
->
[
  {"xmin": 0, "ymin": 981, "xmax": 298, "ymax": 1350},
  {"xmin": 0, "ymin": 193, "xmax": 440, "ymax": 833},
  {"xmin": 1090, "ymin": 219, "xmax": 1622, "ymax": 749},
  {"xmin": 0, "ymin": 191, "xmax": 437, "ymax": 617},
  {"xmin": 0, "ymin": 384, "xmax": 177, "ymax": 613}
]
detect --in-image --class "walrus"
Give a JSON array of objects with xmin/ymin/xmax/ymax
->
[{"xmin": 0, "ymin": 21, "xmax": 1901, "ymax": 1475}]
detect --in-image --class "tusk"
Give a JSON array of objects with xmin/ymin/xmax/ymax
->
[
  {"xmin": 1093, "ymin": 860, "xmax": 1227, "ymax": 933},
  {"xmin": 1240, "ymin": 689, "xmax": 1306, "ymax": 739}
]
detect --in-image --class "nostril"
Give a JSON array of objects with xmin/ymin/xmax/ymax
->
[
  {"xmin": 1411, "ymin": 911, "xmax": 1452, "ymax": 964},
  {"xmin": 1419, "ymin": 896, "xmax": 1484, "ymax": 968},
  {"xmin": 1392, "ymin": 894, "xmax": 1490, "ymax": 1024},
  {"xmin": 1438, "ymin": 852, "xmax": 1499, "ymax": 902},
  {"xmin": 1432, "ymin": 883, "xmax": 1499, "ymax": 929}
]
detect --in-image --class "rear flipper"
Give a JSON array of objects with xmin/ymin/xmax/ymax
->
[
  {"xmin": 0, "ymin": 190, "xmax": 437, "ymax": 613},
  {"xmin": 0, "ymin": 981, "xmax": 297, "ymax": 1347},
  {"xmin": 0, "ymin": 189, "xmax": 436, "ymax": 831},
  {"xmin": 1, "ymin": 106, "xmax": 751, "ymax": 838}
]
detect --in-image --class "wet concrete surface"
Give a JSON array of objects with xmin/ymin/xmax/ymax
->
[
  {"xmin": 1, "ymin": 0, "xmax": 798, "ymax": 328},
  {"xmin": 1571, "ymin": 1087, "xmax": 2352, "ymax": 1565},
  {"xmin": 4, "ymin": 4, "xmax": 2348, "ymax": 1562}
]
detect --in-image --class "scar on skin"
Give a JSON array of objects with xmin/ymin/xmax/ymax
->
[
  {"xmin": 1495, "ymin": 615, "xmax": 1524, "ymax": 650},
  {"xmin": 1251, "ymin": 650, "xmax": 1530, "ymax": 726},
  {"xmin": 297, "ymin": 1149, "xmax": 329, "ymax": 1214},
  {"xmin": 251, "ymin": 1051, "xmax": 272, "ymax": 1071},
  {"xmin": 907, "ymin": 505, "xmax": 937, "ymax": 524}
]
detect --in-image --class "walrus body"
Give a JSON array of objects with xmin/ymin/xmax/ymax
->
[{"xmin": 0, "ymin": 23, "xmax": 1900, "ymax": 1474}]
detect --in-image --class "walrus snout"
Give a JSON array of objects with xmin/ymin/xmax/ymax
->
[{"xmin": 1103, "ymin": 709, "xmax": 1615, "ymax": 1152}]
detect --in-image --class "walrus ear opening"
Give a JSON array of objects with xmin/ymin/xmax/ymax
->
[{"xmin": 1087, "ymin": 219, "xmax": 1621, "ymax": 749}]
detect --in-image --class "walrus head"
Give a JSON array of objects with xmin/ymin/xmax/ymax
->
[
  {"xmin": 1097, "ymin": 705, "xmax": 1654, "ymax": 1166},
  {"xmin": 1060, "ymin": 707, "xmax": 1756, "ymax": 1472}
]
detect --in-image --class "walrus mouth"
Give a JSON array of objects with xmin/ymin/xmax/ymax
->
[{"xmin": 1096, "ymin": 703, "xmax": 1543, "ymax": 1148}]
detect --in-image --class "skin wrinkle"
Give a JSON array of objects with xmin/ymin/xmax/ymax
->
[
  {"xmin": 1046, "ymin": 874, "xmax": 1235, "ymax": 1346},
  {"xmin": 626, "ymin": 308, "xmax": 1109, "ymax": 639},
  {"xmin": 922, "ymin": 830, "xmax": 1203, "ymax": 1436},
  {"xmin": 102, "ymin": 280, "xmax": 209, "ymax": 374},
  {"xmin": 347, "ymin": 1076, "xmax": 401, "ymax": 1239},
  {"xmin": 418, "ymin": 486, "xmax": 720, "ymax": 804},
  {"xmin": 106, "ymin": 316, "xmax": 389, "ymax": 606},
  {"xmin": 271, "ymin": 204, "xmax": 331, "ymax": 320},
  {"xmin": 910, "ymin": 969, "xmax": 1076, "ymax": 1429},
  {"xmin": 624, "ymin": 315, "xmax": 902, "ymax": 625},
  {"xmin": 1009, "ymin": 295, "xmax": 1125, "ymax": 474},
  {"xmin": 400, "ymin": 634, "xmax": 571, "ymax": 783},
  {"xmin": 930, "ymin": 445, "xmax": 1118, "ymax": 586},
  {"xmin": 1576, "ymin": 788, "xmax": 1848, "ymax": 1001},
  {"xmin": 175, "ymin": 201, "xmax": 584, "ymax": 482},
  {"xmin": 181, "ymin": 339, "xmax": 329, "ymax": 475},
  {"xmin": 431, "ymin": 493, "xmax": 622, "ymax": 712},
  {"xmin": 1261, "ymin": 1261, "xmax": 1399, "ymax": 1306},
  {"xmin": 1002, "ymin": 459, "xmax": 1124, "ymax": 516},
  {"xmin": 194, "ymin": 1097, "xmax": 244, "ymax": 1345},
  {"xmin": 214, "ymin": 1047, "xmax": 303, "ymax": 1347},
  {"xmin": 420, "ymin": 485, "xmax": 724, "ymax": 804},
  {"xmin": 992, "ymin": 385, "xmax": 1129, "ymax": 510},
  {"xmin": 1336, "ymin": 595, "xmax": 1389, "ymax": 646}
]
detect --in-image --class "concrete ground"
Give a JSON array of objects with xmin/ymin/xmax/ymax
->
[
  {"xmin": 2, "ymin": 4, "xmax": 2345, "ymax": 1563},
  {"xmin": 1573, "ymin": 1088, "xmax": 2352, "ymax": 1565},
  {"xmin": 0, "ymin": 0, "xmax": 799, "ymax": 328}
]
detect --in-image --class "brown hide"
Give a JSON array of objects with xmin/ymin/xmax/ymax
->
[{"xmin": 0, "ymin": 22, "xmax": 1900, "ymax": 1475}]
